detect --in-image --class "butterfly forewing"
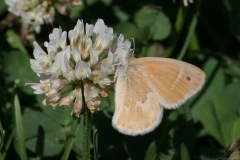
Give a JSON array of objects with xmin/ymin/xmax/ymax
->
[{"xmin": 129, "ymin": 58, "xmax": 205, "ymax": 109}]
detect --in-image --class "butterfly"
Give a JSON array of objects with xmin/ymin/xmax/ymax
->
[{"xmin": 112, "ymin": 56, "xmax": 205, "ymax": 136}]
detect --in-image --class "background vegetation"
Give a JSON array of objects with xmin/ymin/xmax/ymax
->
[{"xmin": 1, "ymin": 0, "xmax": 240, "ymax": 159}]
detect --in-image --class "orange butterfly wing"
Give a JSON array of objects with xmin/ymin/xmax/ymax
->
[{"xmin": 112, "ymin": 57, "xmax": 205, "ymax": 136}]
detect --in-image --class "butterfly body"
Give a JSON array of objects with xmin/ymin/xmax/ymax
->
[{"xmin": 112, "ymin": 57, "xmax": 205, "ymax": 136}]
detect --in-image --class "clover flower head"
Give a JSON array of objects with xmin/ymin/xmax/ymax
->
[
  {"xmin": 5, "ymin": 0, "xmax": 82, "ymax": 33},
  {"xmin": 183, "ymin": 0, "xmax": 194, "ymax": 6},
  {"xmin": 27, "ymin": 19, "xmax": 131, "ymax": 116}
]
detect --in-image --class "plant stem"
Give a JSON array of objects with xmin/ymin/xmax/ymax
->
[
  {"xmin": 1, "ymin": 128, "xmax": 16, "ymax": 159},
  {"xmin": 177, "ymin": 0, "xmax": 202, "ymax": 60},
  {"xmin": 82, "ymin": 85, "xmax": 92, "ymax": 160},
  {"xmin": 61, "ymin": 117, "xmax": 80, "ymax": 160},
  {"xmin": 93, "ymin": 130, "xmax": 98, "ymax": 160}
]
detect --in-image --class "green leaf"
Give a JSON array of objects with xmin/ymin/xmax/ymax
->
[
  {"xmin": 198, "ymin": 148, "xmax": 218, "ymax": 160},
  {"xmin": 157, "ymin": 153, "xmax": 174, "ymax": 160},
  {"xmin": 42, "ymin": 104, "xmax": 73, "ymax": 126},
  {"xmin": 72, "ymin": 117, "xmax": 83, "ymax": 156},
  {"xmin": 199, "ymin": 155, "xmax": 220, "ymax": 160},
  {"xmin": 6, "ymin": 30, "xmax": 28, "ymax": 54},
  {"xmin": 132, "ymin": 27, "xmax": 150, "ymax": 42},
  {"xmin": 192, "ymin": 57, "xmax": 225, "ymax": 121},
  {"xmin": 144, "ymin": 142, "xmax": 157, "ymax": 160},
  {"xmin": 134, "ymin": 8, "xmax": 171, "ymax": 41},
  {"xmin": 68, "ymin": 5, "xmax": 84, "ymax": 18},
  {"xmin": 220, "ymin": 83, "xmax": 240, "ymax": 114},
  {"xmin": 151, "ymin": 12, "xmax": 172, "ymax": 40},
  {"xmin": 232, "ymin": 118, "xmax": 240, "ymax": 141},
  {"xmin": 180, "ymin": 143, "xmax": 190, "ymax": 160},
  {"xmin": 114, "ymin": 22, "xmax": 136, "ymax": 39},
  {"xmin": 224, "ymin": 66, "xmax": 240, "ymax": 78},
  {"xmin": 113, "ymin": 5, "xmax": 130, "ymax": 22},
  {"xmin": 144, "ymin": 43, "xmax": 163, "ymax": 57},
  {"xmin": 225, "ymin": 0, "xmax": 240, "ymax": 42},
  {"xmin": 199, "ymin": 82, "xmax": 240, "ymax": 147},
  {"xmin": 14, "ymin": 95, "xmax": 27, "ymax": 159},
  {"xmin": 3, "ymin": 50, "xmax": 38, "ymax": 94},
  {"xmin": 0, "ymin": 0, "xmax": 7, "ymax": 15},
  {"xmin": 23, "ymin": 111, "xmax": 67, "ymax": 156},
  {"xmin": 134, "ymin": 7, "xmax": 157, "ymax": 28},
  {"xmin": 200, "ymin": 101, "xmax": 235, "ymax": 147}
]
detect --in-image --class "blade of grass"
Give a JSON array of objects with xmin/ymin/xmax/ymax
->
[
  {"xmin": 61, "ymin": 117, "xmax": 81, "ymax": 160},
  {"xmin": 0, "ymin": 130, "xmax": 5, "ymax": 151},
  {"xmin": 177, "ymin": 0, "xmax": 202, "ymax": 60},
  {"xmin": 0, "ymin": 130, "xmax": 6, "ymax": 159},
  {"xmin": 93, "ymin": 130, "xmax": 98, "ymax": 160},
  {"xmin": 14, "ymin": 95, "xmax": 27, "ymax": 160},
  {"xmin": 163, "ymin": 1, "xmax": 187, "ymax": 58},
  {"xmin": 1, "ymin": 128, "xmax": 16, "ymax": 159}
]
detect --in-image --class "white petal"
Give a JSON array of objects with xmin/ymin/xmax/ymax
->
[
  {"xmin": 81, "ymin": 37, "xmax": 92, "ymax": 59},
  {"xmin": 72, "ymin": 49, "xmax": 81, "ymax": 63},
  {"xmin": 86, "ymin": 23, "xmax": 94, "ymax": 37},
  {"xmin": 68, "ymin": 30, "xmax": 77, "ymax": 45},
  {"xmin": 30, "ymin": 59, "xmax": 42, "ymax": 73},
  {"xmin": 61, "ymin": 52, "xmax": 75, "ymax": 81},
  {"xmin": 75, "ymin": 60, "xmax": 91, "ymax": 80},
  {"xmin": 89, "ymin": 48, "xmax": 98, "ymax": 65},
  {"xmin": 93, "ymin": 19, "xmax": 105, "ymax": 35},
  {"xmin": 93, "ymin": 33, "xmax": 112, "ymax": 53},
  {"xmin": 75, "ymin": 19, "xmax": 84, "ymax": 37},
  {"xmin": 33, "ymin": 41, "xmax": 47, "ymax": 60},
  {"xmin": 25, "ymin": 83, "xmax": 49, "ymax": 94},
  {"xmin": 107, "ymin": 50, "xmax": 119, "ymax": 64},
  {"xmin": 49, "ymin": 55, "xmax": 61, "ymax": 76},
  {"xmin": 59, "ymin": 31, "xmax": 67, "ymax": 49},
  {"xmin": 50, "ymin": 74, "xmax": 64, "ymax": 90},
  {"xmin": 88, "ymin": 90, "xmax": 98, "ymax": 99}
]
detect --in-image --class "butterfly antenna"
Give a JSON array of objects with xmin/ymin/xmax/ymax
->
[
  {"xmin": 50, "ymin": 22, "xmax": 55, "ymax": 29},
  {"xmin": 131, "ymin": 37, "xmax": 135, "ymax": 54}
]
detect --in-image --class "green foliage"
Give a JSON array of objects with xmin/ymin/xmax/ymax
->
[
  {"xmin": 199, "ymin": 83, "xmax": 240, "ymax": 147},
  {"xmin": 13, "ymin": 94, "xmax": 27, "ymax": 160},
  {"xmin": 1, "ymin": 0, "xmax": 240, "ymax": 159},
  {"xmin": 23, "ymin": 111, "xmax": 67, "ymax": 156}
]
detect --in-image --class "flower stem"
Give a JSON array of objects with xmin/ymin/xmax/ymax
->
[
  {"xmin": 82, "ymin": 84, "xmax": 92, "ymax": 160},
  {"xmin": 61, "ymin": 117, "xmax": 80, "ymax": 160},
  {"xmin": 177, "ymin": 0, "xmax": 202, "ymax": 60}
]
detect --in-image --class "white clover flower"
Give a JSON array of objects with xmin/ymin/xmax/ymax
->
[
  {"xmin": 5, "ymin": 0, "xmax": 82, "ymax": 33},
  {"xmin": 31, "ymin": 42, "xmax": 50, "ymax": 75},
  {"xmin": 93, "ymin": 65, "xmax": 111, "ymax": 88},
  {"xmin": 72, "ymin": 88, "xmax": 82, "ymax": 116},
  {"xmin": 27, "ymin": 19, "xmax": 131, "ymax": 116},
  {"xmin": 25, "ymin": 83, "xmax": 50, "ymax": 94},
  {"xmin": 183, "ymin": 0, "xmax": 194, "ymax": 6},
  {"xmin": 75, "ymin": 60, "xmax": 91, "ymax": 80}
]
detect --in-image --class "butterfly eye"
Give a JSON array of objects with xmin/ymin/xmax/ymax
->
[{"xmin": 186, "ymin": 77, "xmax": 191, "ymax": 81}]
